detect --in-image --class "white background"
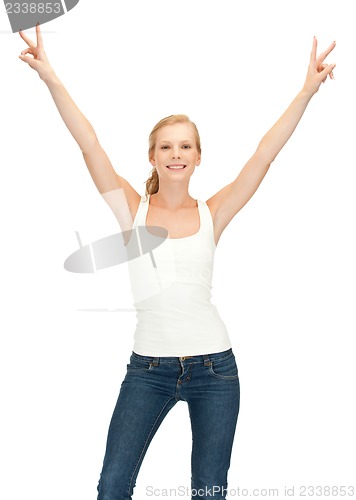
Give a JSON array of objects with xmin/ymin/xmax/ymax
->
[{"xmin": 1, "ymin": 0, "xmax": 355, "ymax": 498}]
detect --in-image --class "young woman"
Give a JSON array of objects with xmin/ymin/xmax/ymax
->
[{"xmin": 18, "ymin": 24, "xmax": 336, "ymax": 500}]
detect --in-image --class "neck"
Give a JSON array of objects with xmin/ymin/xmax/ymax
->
[{"xmin": 150, "ymin": 187, "xmax": 196, "ymax": 210}]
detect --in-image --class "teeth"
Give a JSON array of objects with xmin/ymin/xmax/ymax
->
[{"xmin": 167, "ymin": 166, "xmax": 185, "ymax": 169}]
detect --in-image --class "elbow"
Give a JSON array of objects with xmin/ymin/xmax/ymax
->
[
  {"xmin": 254, "ymin": 146, "xmax": 275, "ymax": 169},
  {"xmin": 82, "ymin": 137, "xmax": 100, "ymax": 156}
]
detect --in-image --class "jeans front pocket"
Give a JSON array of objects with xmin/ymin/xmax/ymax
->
[
  {"xmin": 126, "ymin": 353, "xmax": 154, "ymax": 372},
  {"xmin": 208, "ymin": 352, "xmax": 239, "ymax": 380}
]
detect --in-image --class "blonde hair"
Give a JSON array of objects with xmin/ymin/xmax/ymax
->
[{"xmin": 144, "ymin": 114, "xmax": 201, "ymax": 197}]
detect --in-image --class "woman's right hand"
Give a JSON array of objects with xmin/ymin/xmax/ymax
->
[{"xmin": 19, "ymin": 23, "xmax": 54, "ymax": 81}]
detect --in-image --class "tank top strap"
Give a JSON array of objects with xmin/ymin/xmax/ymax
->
[
  {"xmin": 197, "ymin": 199, "xmax": 215, "ymax": 241},
  {"xmin": 133, "ymin": 194, "xmax": 149, "ymax": 228},
  {"xmin": 133, "ymin": 195, "xmax": 215, "ymax": 248}
]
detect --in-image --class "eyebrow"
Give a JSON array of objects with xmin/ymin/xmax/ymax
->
[{"xmin": 159, "ymin": 139, "xmax": 193, "ymax": 144}]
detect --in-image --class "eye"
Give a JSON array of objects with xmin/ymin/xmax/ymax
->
[
  {"xmin": 182, "ymin": 145, "xmax": 191, "ymax": 149},
  {"xmin": 161, "ymin": 145, "xmax": 169, "ymax": 149}
]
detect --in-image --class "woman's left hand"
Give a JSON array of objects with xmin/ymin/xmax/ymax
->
[{"xmin": 303, "ymin": 37, "xmax": 336, "ymax": 96}]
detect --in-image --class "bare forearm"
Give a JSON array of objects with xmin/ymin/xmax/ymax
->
[
  {"xmin": 256, "ymin": 88, "xmax": 313, "ymax": 164},
  {"xmin": 43, "ymin": 71, "xmax": 98, "ymax": 154}
]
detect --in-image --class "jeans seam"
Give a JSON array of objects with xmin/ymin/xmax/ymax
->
[
  {"xmin": 211, "ymin": 352, "xmax": 234, "ymax": 364},
  {"xmin": 128, "ymin": 396, "xmax": 176, "ymax": 495},
  {"xmin": 131, "ymin": 349, "xmax": 233, "ymax": 365},
  {"xmin": 209, "ymin": 358, "xmax": 239, "ymax": 380}
]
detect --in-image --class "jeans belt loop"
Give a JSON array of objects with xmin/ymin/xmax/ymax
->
[
  {"xmin": 152, "ymin": 357, "xmax": 159, "ymax": 366},
  {"xmin": 203, "ymin": 354, "xmax": 212, "ymax": 366}
]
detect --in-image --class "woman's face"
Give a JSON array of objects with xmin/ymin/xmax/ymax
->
[{"xmin": 150, "ymin": 122, "xmax": 201, "ymax": 180}]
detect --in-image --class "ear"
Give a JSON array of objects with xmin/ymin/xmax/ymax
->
[
  {"xmin": 196, "ymin": 153, "xmax": 201, "ymax": 166},
  {"xmin": 149, "ymin": 156, "xmax": 156, "ymax": 167}
]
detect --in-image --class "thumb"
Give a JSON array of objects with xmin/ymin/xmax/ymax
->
[
  {"xmin": 319, "ymin": 63, "xmax": 336, "ymax": 82},
  {"xmin": 18, "ymin": 54, "xmax": 40, "ymax": 71}
]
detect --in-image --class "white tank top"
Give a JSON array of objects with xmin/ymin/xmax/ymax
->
[{"xmin": 126, "ymin": 194, "xmax": 232, "ymax": 356}]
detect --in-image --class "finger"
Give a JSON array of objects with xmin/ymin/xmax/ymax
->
[
  {"xmin": 36, "ymin": 23, "xmax": 43, "ymax": 48},
  {"xmin": 20, "ymin": 47, "xmax": 33, "ymax": 56},
  {"xmin": 18, "ymin": 54, "xmax": 36, "ymax": 65},
  {"xmin": 19, "ymin": 56, "xmax": 40, "ymax": 71},
  {"xmin": 19, "ymin": 29, "xmax": 36, "ymax": 48},
  {"xmin": 317, "ymin": 63, "xmax": 328, "ymax": 74},
  {"xmin": 317, "ymin": 40, "xmax": 336, "ymax": 63},
  {"xmin": 319, "ymin": 63, "xmax": 336, "ymax": 82},
  {"xmin": 310, "ymin": 36, "xmax": 317, "ymax": 64}
]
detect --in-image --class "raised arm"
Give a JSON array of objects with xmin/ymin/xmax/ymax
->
[
  {"xmin": 207, "ymin": 37, "xmax": 336, "ymax": 237},
  {"xmin": 18, "ymin": 24, "xmax": 139, "ymax": 231}
]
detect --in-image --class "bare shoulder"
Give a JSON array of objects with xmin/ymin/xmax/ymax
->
[
  {"xmin": 205, "ymin": 196, "xmax": 219, "ymax": 220},
  {"xmin": 205, "ymin": 187, "xmax": 230, "ymax": 225},
  {"xmin": 205, "ymin": 193, "xmax": 229, "ymax": 246},
  {"xmin": 117, "ymin": 175, "xmax": 142, "ymax": 221}
]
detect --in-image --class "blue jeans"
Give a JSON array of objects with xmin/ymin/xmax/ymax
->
[{"xmin": 97, "ymin": 348, "xmax": 240, "ymax": 500}]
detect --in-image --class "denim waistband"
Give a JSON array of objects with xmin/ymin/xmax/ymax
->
[{"xmin": 131, "ymin": 348, "xmax": 233, "ymax": 366}]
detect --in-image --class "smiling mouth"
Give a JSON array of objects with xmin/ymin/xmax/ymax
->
[{"xmin": 166, "ymin": 165, "xmax": 186, "ymax": 170}]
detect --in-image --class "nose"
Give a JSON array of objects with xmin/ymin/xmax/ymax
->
[{"xmin": 172, "ymin": 147, "xmax": 181, "ymax": 159}]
